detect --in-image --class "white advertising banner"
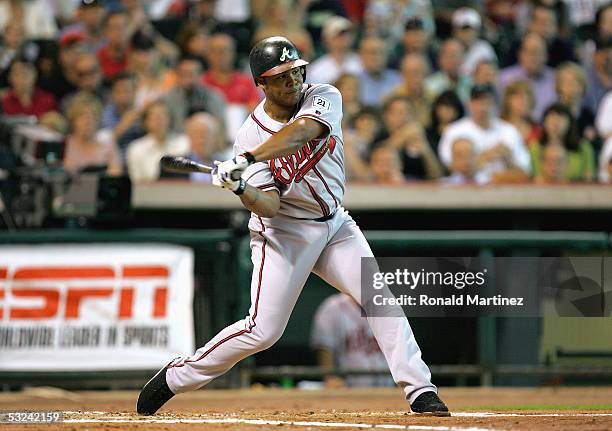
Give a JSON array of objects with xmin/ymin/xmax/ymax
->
[{"xmin": 0, "ymin": 244, "xmax": 194, "ymax": 371}]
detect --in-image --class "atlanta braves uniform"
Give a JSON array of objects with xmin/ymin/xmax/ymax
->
[
  {"xmin": 311, "ymin": 292, "xmax": 394, "ymax": 387},
  {"xmin": 164, "ymin": 83, "xmax": 436, "ymax": 404}
]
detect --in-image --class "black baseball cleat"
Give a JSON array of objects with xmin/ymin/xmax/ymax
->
[
  {"xmin": 410, "ymin": 391, "xmax": 451, "ymax": 416},
  {"xmin": 137, "ymin": 364, "xmax": 175, "ymax": 415}
]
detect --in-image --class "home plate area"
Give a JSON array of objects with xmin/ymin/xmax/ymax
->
[{"xmin": 3, "ymin": 387, "xmax": 612, "ymax": 431}]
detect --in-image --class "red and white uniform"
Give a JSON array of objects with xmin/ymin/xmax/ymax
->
[
  {"xmin": 166, "ymin": 83, "xmax": 436, "ymax": 403},
  {"xmin": 311, "ymin": 293, "xmax": 394, "ymax": 387}
]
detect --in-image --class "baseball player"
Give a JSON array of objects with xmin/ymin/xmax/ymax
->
[{"xmin": 137, "ymin": 36, "xmax": 449, "ymax": 416}]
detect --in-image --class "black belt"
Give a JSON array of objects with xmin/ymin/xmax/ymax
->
[{"xmin": 302, "ymin": 210, "xmax": 336, "ymax": 222}]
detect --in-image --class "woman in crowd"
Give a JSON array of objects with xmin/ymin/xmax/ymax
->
[
  {"xmin": 334, "ymin": 73, "xmax": 362, "ymax": 127},
  {"xmin": 500, "ymin": 80, "xmax": 540, "ymax": 145},
  {"xmin": 529, "ymin": 103, "xmax": 595, "ymax": 182},
  {"xmin": 425, "ymin": 90, "xmax": 465, "ymax": 153},
  {"xmin": 380, "ymin": 95, "xmax": 443, "ymax": 180},
  {"xmin": 342, "ymin": 107, "xmax": 383, "ymax": 182},
  {"xmin": 126, "ymin": 99, "xmax": 190, "ymax": 183},
  {"xmin": 555, "ymin": 62, "xmax": 596, "ymax": 141},
  {"xmin": 63, "ymin": 93, "xmax": 122, "ymax": 176}
]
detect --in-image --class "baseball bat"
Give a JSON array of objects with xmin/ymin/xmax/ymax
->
[{"xmin": 160, "ymin": 156, "xmax": 214, "ymax": 174}]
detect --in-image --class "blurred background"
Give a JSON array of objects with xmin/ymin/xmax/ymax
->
[{"xmin": 0, "ymin": 0, "xmax": 611, "ymax": 392}]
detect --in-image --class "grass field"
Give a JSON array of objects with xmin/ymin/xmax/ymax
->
[{"xmin": 1, "ymin": 387, "xmax": 612, "ymax": 430}]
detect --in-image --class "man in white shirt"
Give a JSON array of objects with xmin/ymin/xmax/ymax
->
[
  {"xmin": 438, "ymin": 84, "xmax": 531, "ymax": 183},
  {"xmin": 308, "ymin": 16, "xmax": 363, "ymax": 85},
  {"xmin": 452, "ymin": 7, "xmax": 497, "ymax": 77}
]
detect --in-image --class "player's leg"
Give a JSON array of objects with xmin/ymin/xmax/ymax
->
[
  {"xmin": 139, "ymin": 227, "xmax": 325, "ymax": 414},
  {"xmin": 165, "ymin": 228, "xmax": 325, "ymax": 394},
  {"xmin": 312, "ymin": 212, "xmax": 447, "ymax": 414}
]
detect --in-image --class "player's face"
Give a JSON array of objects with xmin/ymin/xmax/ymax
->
[{"xmin": 260, "ymin": 67, "xmax": 304, "ymax": 108}]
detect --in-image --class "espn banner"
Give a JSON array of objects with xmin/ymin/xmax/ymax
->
[{"xmin": 0, "ymin": 244, "xmax": 194, "ymax": 371}]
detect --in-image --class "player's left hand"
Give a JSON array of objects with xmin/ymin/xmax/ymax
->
[{"xmin": 215, "ymin": 154, "xmax": 251, "ymax": 183}]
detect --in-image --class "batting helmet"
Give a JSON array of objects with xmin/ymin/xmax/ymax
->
[{"xmin": 249, "ymin": 37, "xmax": 309, "ymax": 83}]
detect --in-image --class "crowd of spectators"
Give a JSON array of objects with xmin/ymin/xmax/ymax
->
[{"xmin": 1, "ymin": 0, "xmax": 611, "ymax": 184}]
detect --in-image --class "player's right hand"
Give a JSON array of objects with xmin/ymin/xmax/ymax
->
[{"xmin": 216, "ymin": 154, "xmax": 251, "ymax": 183}]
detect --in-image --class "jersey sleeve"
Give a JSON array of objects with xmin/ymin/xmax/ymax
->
[
  {"xmin": 233, "ymin": 127, "xmax": 278, "ymax": 193},
  {"xmin": 293, "ymin": 84, "xmax": 343, "ymax": 138}
]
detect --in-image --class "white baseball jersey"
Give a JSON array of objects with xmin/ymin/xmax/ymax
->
[
  {"xmin": 234, "ymin": 84, "xmax": 345, "ymax": 225},
  {"xmin": 311, "ymin": 293, "xmax": 393, "ymax": 387}
]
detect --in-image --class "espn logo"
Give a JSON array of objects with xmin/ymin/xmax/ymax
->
[{"xmin": 0, "ymin": 265, "xmax": 170, "ymax": 320}]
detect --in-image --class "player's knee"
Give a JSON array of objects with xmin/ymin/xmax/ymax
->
[{"xmin": 254, "ymin": 326, "xmax": 284, "ymax": 350}]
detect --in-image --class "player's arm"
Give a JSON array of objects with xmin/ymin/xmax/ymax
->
[
  {"xmin": 237, "ymin": 185, "xmax": 280, "ymax": 218},
  {"xmin": 247, "ymin": 118, "xmax": 327, "ymax": 162}
]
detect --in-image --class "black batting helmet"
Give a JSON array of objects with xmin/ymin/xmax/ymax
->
[{"xmin": 249, "ymin": 37, "xmax": 309, "ymax": 83}]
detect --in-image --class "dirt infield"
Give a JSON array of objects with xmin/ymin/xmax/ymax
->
[{"xmin": 1, "ymin": 387, "xmax": 612, "ymax": 430}]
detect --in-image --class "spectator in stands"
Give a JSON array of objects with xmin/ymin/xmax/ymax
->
[
  {"xmin": 595, "ymin": 90, "xmax": 612, "ymax": 140},
  {"xmin": 369, "ymin": 145, "xmax": 406, "ymax": 184},
  {"xmin": 0, "ymin": 21, "xmax": 36, "ymax": 88},
  {"xmin": 186, "ymin": 113, "xmax": 225, "ymax": 183},
  {"xmin": 389, "ymin": 17, "xmax": 436, "ymax": 70},
  {"xmin": 525, "ymin": 3, "xmax": 575, "ymax": 67},
  {"xmin": 38, "ymin": 32, "xmax": 86, "ymax": 101},
  {"xmin": 451, "ymin": 7, "xmax": 497, "ymax": 77},
  {"xmin": 61, "ymin": 0, "xmax": 106, "ymax": 53},
  {"xmin": 100, "ymin": 72, "xmax": 144, "ymax": 156},
  {"xmin": 186, "ymin": 0, "xmax": 221, "ymax": 35},
  {"xmin": 2, "ymin": 59, "xmax": 57, "ymax": 118},
  {"xmin": 533, "ymin": 144, "xmax": 568, "ymax": 184},
  {"xmin": 203, "ymin": 32, "xmax": 261, "ymax": 112},
  {"xmin": 530, "ymin": 104, "xmax": 595, "ymax": 182},
  {"xmin": 425, "ymin": 90, "xmax": 464, "ymax": 153},
  {"xmin": 121, "ymin": 0, "xmax": 179, "ymax": 66},
  {"xmin": 252, "ymin": 0, "xmax": 314, "ymax": 61},
  {"xmin": 385, "ymin": 120, "xmax": 443, "ymax": 180},
  {"xmin": 363, "ymin": 0, "xmax": 435, "ymax": 46},
  {"xmin": 126, "ymin": 99, "xmax": 190, "ymax": 183},
  {"xmin": 390, "ymin": 53, "xmax": 431, "ymax": 127},
  {"xmin": 378, "ymin": 95, "xmax": 413, "ymax": 142},
  {"xmin": 438, "ymin": 84, "xmax": 531, "ymax": 184},
  {"xmin": 127, "ymin": 31, "xmax": 173, "ymax": 108},
  {"xmin": 61, "ymin": 52, "xmax": 105, "ymax": 112},
  {"xmin": 63, "ymin": 93, "xmax": 122, "ymax": 176},
  {"xmin": 97, "ymin": 9, "xmax": 130, "ymax": 82},
  {"xmin": 472, "ymin": 59, "xmax": 499, "ymax": 89},
  {"xmin": 439, "ymin": 138, "xmax": 476, "ymax": 185},
  {"xmin": 584, "ymin": 37, "xmax": 612, "ymax": 115},
  {"xmin": 0, "ymin": 0, "xmax": 58, "ymax": 40},
  {"xmin": 308, "ymin": 16, "xmax": 363, "ymax": 85},
  {"xmin": 357, "ymin": 37, "xmax": 401, "ymax": 107},
  {"xmin": 579, "ymin": 4, "xmax": 612, "ymax": 67},
  {"xmin": 500, "ymin": 80, "xmax": 540, "ymax": 145},
  {"xmin": 310, "ymin": 293, "xmax": 392, "ymax": 388},
  {"xmin": 598, "ymin": 135, "xmax": 612, "ymax": 182},
  {"xmin": 342, "ymin": 107, "xmax": 381, "ymax": 182},
  {"xmin": 555, "ymin": 62, "xmax": 596, "ymax": 141},
  {"xmin": 425, "ymin": 38, "xmax": 471, "ymax": 102},
  {"xmin": 334, "ymin": 73, "xmax": 362, "ymax": 127},
  {"xmin": 499, "ymin": 32, "xmax": 556, "ymax": 121},
  {"xmin": 165, "ymin": 56, "xmax": 226, "ymax": 132},
  {"xmin": 176, "ymin": 21, "xmax": 208, "ymax": 62}
]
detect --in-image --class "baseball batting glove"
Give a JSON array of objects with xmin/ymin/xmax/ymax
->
[
  {"xmin": 213, "ymin": 162, "xmax": 247, "ymax": 195},
  {"xmin": 215, "ymin": 152, "xmax": 255, "ymax": 183}
]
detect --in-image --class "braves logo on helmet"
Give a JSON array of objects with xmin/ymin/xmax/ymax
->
[{"xmin": 280, "ymin": 47, "xmax": 296, "ymax": 62}]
